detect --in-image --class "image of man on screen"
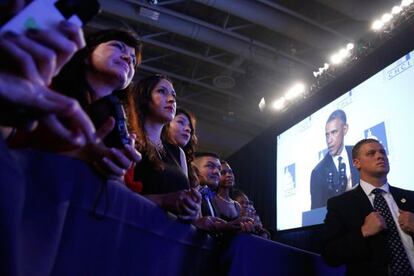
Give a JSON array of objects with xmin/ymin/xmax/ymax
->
[{"xmin": 310, "ymin": 109, "xmax": 359, "ymax": 209}]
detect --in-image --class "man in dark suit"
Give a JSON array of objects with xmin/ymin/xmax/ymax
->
[
  {"xmin": 193, "ymin": 152, "xmax": 221, "ymax": 217},
  {"xmin": 322, "ymin": 138, "xmax": 414, "ymax": 275},
  {"xmin": 310, "ymin": 109, "xmax": 360, "ymax": 209}
]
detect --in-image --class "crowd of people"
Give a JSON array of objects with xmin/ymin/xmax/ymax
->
[{"xmin": 0, "ymin": 0, "xmax": 269, "ymax": 249}]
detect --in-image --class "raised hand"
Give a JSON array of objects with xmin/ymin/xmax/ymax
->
[
  {"xmin": 82, "ymin": 118, "xmax": 142, "ymax": 180},
  {"xmin": 361, "ymin": 211, "xmax": 387, "ymax": 237},
  {"xmin": 0, "ymin": 73, "xmax": 96, "ymax": 146},
  {"xmin": 0, "ymin": 20, "xmax": 85, "ymax": 86},
  {"xmin": 398, "ymin": 210, "xmax": 414, "ymax": 234}
]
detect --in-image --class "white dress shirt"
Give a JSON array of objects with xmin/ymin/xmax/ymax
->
[
  {"xmin": 360, "ymin": 180, "xmax": 414, "ymax": 269},
  {"xmin": 333, "ymin": 148, "xmax": 353, "ymax": 190}
]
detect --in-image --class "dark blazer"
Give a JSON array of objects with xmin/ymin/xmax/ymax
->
[
  {"xmin": 322, "ymin": 184, "xmax": 414, "ymax": 276},
  {"xmin": 310, "ymin": 146, "xmax": 360, "ymax": 209},
  {"xmin": 199, "ymin": 186, "xmax": 217, "ymax": 217},
  {"xmin": 201, "ymin": 197, "xmax": 216, "ymax": 217}
]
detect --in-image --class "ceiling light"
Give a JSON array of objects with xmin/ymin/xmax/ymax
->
[
  {"xmin": 372, "ymin": 20, "xmax": 384, "ymax": 31},
  {"xmin": 285, "ymin": 83, "xmax": 306, "ymax": 100},
  {"xmin": 330, "ymin": 53, "xmax": 343, "ymax": 64},
  {"xmin": 381, "ymin": 13, "xmax": 393, "ymax": 23},
  {"xmin": 401, "ymin": 0, "xmax": 413, "ymax": 7},
  {"xmin": 338, "ymin": 48, "xmax": 348, "ymax": 58},
  {"xmin": 346, "ymin": 43, "xmax": 354, "ymax": 50},
  {"xmin": 323, "ymin": 63, "xmax": 330, "ymax": 70},
  {"xmin": 258, "ymin": 97, "xmax": 266, "ymax": 111},
  {"xmin": 313, "ymin": 71, "xmax": 320, "ymax": 78},
  {"xmin": 391, "ymin": 6, "xmax": 403, "ymax": 14},
  {"xmin": 272, "ymin": 98, "xmax": 286, "ymax": 110}
]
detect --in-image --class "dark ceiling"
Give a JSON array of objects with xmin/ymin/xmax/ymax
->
[{"xmin": 88, "ymin": 0, "xmax": 396, "ymax": 157}]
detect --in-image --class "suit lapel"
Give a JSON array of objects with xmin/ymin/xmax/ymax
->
[{"xmin": 350, "ymin": 185, "xmax": 373, "ymax": 217}]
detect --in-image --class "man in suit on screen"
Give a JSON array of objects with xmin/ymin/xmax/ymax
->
[
  {"xmin": 310, "ymin": 109, "xmax": 359, "ymax": 209},
  {"xmin": 322, "ymin": 138, "xmax": 414, "ymax": 275}
]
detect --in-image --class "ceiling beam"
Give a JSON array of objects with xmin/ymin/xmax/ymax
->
[
  {"xmin": 141, "ymin": 37, "xmax": 246, "ymax": 74},
  {"xmin": 139, "ymin": 64, "xmax": 243, "ymax": 100},
  {"xmin": 180, "ymin": 99, "xmax": 263, "ymax": 136},
  {"xmin": 257, "ymin": 0, "xmax": 353, "ymax": 42},
  {"xmin": 117, "ymin": 0, "xmax": 315, "ymax": 69},
  {"xmin": 179, "ymin": 96, "xmax": 263, "ymax": 130},
  {"xmin": 90, "ymin": 15, "xmax": 247, "ymax": 74}
]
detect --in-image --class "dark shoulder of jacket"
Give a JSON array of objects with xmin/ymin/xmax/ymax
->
[
  {"xmin": 390, "ymin": 185, "xmax": 414, "ymax": 195},
  {"xmin": 327, "ymin": 186, "xmax": 359, "ymax": 207},
  {"xmin": 313, "ymin": 153, "xmax": 331, "ymax": 172}
]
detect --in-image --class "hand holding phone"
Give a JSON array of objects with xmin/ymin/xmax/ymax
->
[
  {"xmin": 0, "ymin": 0, "xmax": 100, "ymax": 85},
  {"xmin": 1, "ymin": 0, "xmax": 101, "ymax": 34},
  {"xmin": 0, "ymin": 0, "xmax": 101, "ymax": 145}
]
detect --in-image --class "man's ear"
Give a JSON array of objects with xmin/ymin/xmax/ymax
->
[
  {"xmin": 343, "ymin": 123, "xmax": 349, "ymax": 135},
  {"xmin": 353, "ymin": 158, "xmax": 360, "ymax": 170}
]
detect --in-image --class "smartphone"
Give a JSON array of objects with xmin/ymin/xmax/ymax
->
[{"xmin": 0, "ymin": 0, "xmax": 101, "ymax": 33}]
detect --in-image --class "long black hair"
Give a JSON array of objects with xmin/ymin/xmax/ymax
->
[{"xmin": 127, "ymin": 74, "xmax": 173, "ymax": 170}]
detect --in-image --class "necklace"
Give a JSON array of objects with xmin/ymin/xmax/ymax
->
[
  {"xmin": 149, "ymin": 139, "xmax": 165, "ymax": 157},
  {"xmin": 217, "ymin": 195, "xmax": 233, "ymax": 204}
]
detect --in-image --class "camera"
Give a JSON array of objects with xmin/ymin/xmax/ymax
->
[{"xmin": 87, "ymin": 94, "xmax": 131, "ymax": 149}]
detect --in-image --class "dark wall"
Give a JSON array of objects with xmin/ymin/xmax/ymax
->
[
  {"xmin": 228, "ymin": 22, "xmax": 414, "ymax": 253},
  {"xmin": 228, "ymin": 131, "xmax": 277, "ymax": 231}
]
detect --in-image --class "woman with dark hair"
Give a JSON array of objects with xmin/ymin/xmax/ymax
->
[
  {"xmin": 232, "ymin": 189, "xmax": 271, "ymax": 239},
  {"xmin": 126, "ymin": 74, "xmax": 201, "ymax": 221},
  {"xmin": 53, "ymin": 28, "xmax": 142, "ymax": 107},
  {"xmin": 213, "ymin": 160, "xmax": 241, "ymax": 221},
  {"xmin": 162, "ymin": 108, "xmax": 199, "ymax": 187},
  {"xmin": 52, "ymin": 29, "xmax": 143, "ymax": 178},
  {"xmin": 11, "ymin": 29, "xmax": 143, "ymax": 178}
]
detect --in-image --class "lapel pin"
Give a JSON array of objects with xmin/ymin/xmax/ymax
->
[{"xmin": 401, "ymin": 198, "xmax": 407, "ymax": 203}]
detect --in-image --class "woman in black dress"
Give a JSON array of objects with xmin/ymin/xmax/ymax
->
[
  {"xmin": 162, "ymin": 108, "xmax": 199, "ymax": 188},
  {"xmin": 126, "ymin": 74, "xmax": 201, "ymax": 221}
]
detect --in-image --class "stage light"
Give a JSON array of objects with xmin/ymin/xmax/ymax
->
[
  {"xmin": 401, "ymin": 0, "xmax": 413, "ymax": 7},
  {"xmin": 372, "ymin": 20, "xmax": 384, "ymax": 31},
  {"xmin": 272, "ymin": 98, "xmax": 286, "ymax": 110},
  {"xmin": 392, "ymin": 5, "xmax": 402, "ymax": 14},
  {"xmin": 346, "ymin": 43, "xmax": 354, "ymax": 50},
  {"xmin": 309, "ymin": 0, "xmax": 414, "ymax": 111},
  {"xmin": 258, "ymin": 97, "xmax": 266, "ymax": 111},
  {"xmin": 338, "ymin": 48, "xmax": 348, "ymax": 59},
  {"xmin": 330, "ymin": 53, "xmax": 343, "ymax": 64},
  {"xmin": 381, "ymin": 13, "xmax": 393, "ymax": 23},
  {"xmin": 285, "ymin": 83, "xmax": 306, "ymax": 100}
]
